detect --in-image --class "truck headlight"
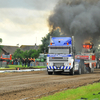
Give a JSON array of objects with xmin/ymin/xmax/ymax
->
[{"xmin": 69, "ymin": 63, "xmax": 71, "ymax": 66}]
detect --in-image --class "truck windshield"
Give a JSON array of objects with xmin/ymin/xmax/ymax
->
[
  {"xmin": 2, "ymin": 55, "xmax": 10, "ymax": 58},
  {"xmin": 49, "ymin": 47, "xmax": 71, "ymax": 54}
]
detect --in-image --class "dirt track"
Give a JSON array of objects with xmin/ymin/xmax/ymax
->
[{"xmin": 0, "ymin": 69, "xmax": 100, "ymax": 100}]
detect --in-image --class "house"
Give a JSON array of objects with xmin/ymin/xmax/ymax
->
[
  {"xmin": 0, "ymin": 44, "xmax": 40, "ymax": 56},
  {"xmin": 0, "ymin": 45, "xmax": 19, "ymax": 55},
  {"xmin": 20, "ymin": 44, "xmax": 39, "ymax": 51}
]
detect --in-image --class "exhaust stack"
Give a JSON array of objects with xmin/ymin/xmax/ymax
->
[
  {"xmin": 72, "ymin": 36, "xmax": 74, "ymax": 47},
  {"xmin": 50, "ymin": 36, "xmax": 52, "ymax": 44}
]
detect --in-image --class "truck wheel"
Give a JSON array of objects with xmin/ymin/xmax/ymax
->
[
  {"xmin": 80, "ymin": 60, "xmax": 86, "ymax": 74},
  {"xmin": 96, "ymin": 63, "xmax": 99, "ymax": 69},
  {"xmin": 77, "ymin": 66, "xmax": 81, "ymax": 75},
  {"xmin": 91, "ymin": 64, "xmax": 94, "ymax": 73},
  {"xmin": 86, "ymin": 67, "xmax": 94, "ymax": 73},
  {"xmin": 48, "ymin": 72, "xmax": 53, "ymax": 75},
  {"xmin": 81, "ymin": 64, "xmax": 86, "ymax": 74},
  {"xmin": 70, "ymin": 67, "xmax": 74, "ymax": 75},
  {"xmin": 86, "ymin": 67, "xmax": 90, "ymax": 73},
  {"xmin": 90, "ymin": 68, "xmax": 94, "ymax": 73}
]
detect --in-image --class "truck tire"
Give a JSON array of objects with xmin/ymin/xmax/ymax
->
[
  {"xmin": 75, "ymin": 60, "xmax": 86, "ymax": 75},
  {"xmin": 81, "ymin": 64, "xmax": 86, "ymax": 74},
  {"xmin": 90, "ymin": 67, "xmax": 94, "ymax": 73},
  {"xmin": 80, "ymin": 60, "xmax": 86, "ymax": 74},
  {"xmin": 91, "ymin": 64, "xmax": 94, "ymax": 73},
  {"xmin": 86, "ymin": 67, "xmax": 90, "ymax": 73},
  {"xmin": 96, "ymin": 62, "xmax": 99, "ymax": 69},
  {"xmin": 70, "ymin": 67, "xmax": 74, "ymax": 75},
  {"xmin": 77, "ymin": 66, "xmax": 81, "ymax": 75},
  {"xmin": 86, "ymin": 67, "xmax": 94, "ymax": 73},
  {"xmin": 48, "ymin": 72, "xmax": 53, "ymax": 75}
]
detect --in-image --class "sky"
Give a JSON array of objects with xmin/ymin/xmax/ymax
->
[{"xmin": 0, "ymin": 0, "xmax": 59, "ymax": 46}]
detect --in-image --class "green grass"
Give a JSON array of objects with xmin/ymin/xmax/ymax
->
[
  {"xmin": 0, "ymin": 65, "xmax": 46, "ymax": 70},
  {"xmin": 37, "ymin": 82, "xmax": 100, "ymax": 100},
  {"xmin": 33, "ymin": 66, "xmax": 46, "ymax": 68}
]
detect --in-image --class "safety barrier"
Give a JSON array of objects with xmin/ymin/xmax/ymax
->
[
  {"xmin": 30, "ymin": 62, "xmax": 46, "ymax": 67},
  {"xmin": 0, "ymin": 61, "xmax": 7, "ymax": 67},
  {"xmin": 0, "ymin": 61, "xmax": 46, "ymax": 68}
]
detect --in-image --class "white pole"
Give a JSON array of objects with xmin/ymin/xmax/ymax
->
[{"xmin": 36, "ymin": 37, "xmax": 37, "ymax": 45}]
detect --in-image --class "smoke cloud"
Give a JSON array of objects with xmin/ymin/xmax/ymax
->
[{"xmin": 48, "ymin": 0, "xmax": 100, "ymax": 52}]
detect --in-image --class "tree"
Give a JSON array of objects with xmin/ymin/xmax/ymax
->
[
  {"xmin": 23, "ymin": 50, "xmax": 28, "ymax": 58},
  {"xmin": 0, "ymin": 38, "xmax": 2, "ymax": 43},
  {"xmin": 12, "ymin": 49, "xmax": 41, "ymax": 59},
  {"xmin": 12, "ymin": 49, "xmax": 24, "ymax": 59},
  {"xmin": 0, "ymin": 38, "xmax": 3, "ymax": 53},
  {"xmin": 40, "ymin": 29, "xmax": 63, "ymax": 53}
]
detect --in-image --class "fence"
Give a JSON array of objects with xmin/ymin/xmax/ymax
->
[
  {"xmin": 0, "ymin": 61, "xmax": 47, "ymax": 67},
  {"xmin": 0, "ymin": 61, "xmax": 7, "ymax": 67},
  {"xmin": 30, "ymin": 62, "xmax": 47, "ymax": 67}
]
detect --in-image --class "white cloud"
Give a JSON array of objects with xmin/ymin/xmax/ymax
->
[
  {"xmin": 0, "ymin": 0, "xmax": 59, "ymax": 46},
  {"xmin": 0, "ymin": 8, "xmax": 50, "ymax": 46},
  {"xmin": 0, "ymin": 0, "xmax": 59, "ymax": 11}
]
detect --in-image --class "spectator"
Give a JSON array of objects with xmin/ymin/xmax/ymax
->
[
  {"xmin": 33, "ymin": 58, "xmax": 35, "ymax": 62},
  {"xmin": 0, "ymin": 57, "xmax": 3, "ymax": 67},
  {"xmin": 27, "ymin": 58, "xmax": 31, "ymax": 67},
  {"xmin": 30, "ymin": 58, "xmax": 33, "ymax": 67},
  {"xmin": 15, "ymin": 58, "xmax": 18, "ymax": 65},
  {"xmin": 7, "ymin": 59, "xmax": 9, "ymax": 65},
  {"xmin": 9, "ymin": 60, "xmax": 12, "ymax": 65},
  {"xmin": 13, "ymin": 59, "xmax": 15, "ymax": 65},
  {"xmin": 18, "ymin": 58, "xmax": 20, "ymax": 65},
  {"xmin": 22, "ymin": 58, "xmax": 25, "ymax": 67},
  {"xmin": 11, "ymin": 59, "xmax": 13, "ymax": 65},
  {"xmin": 24, "ymin": 58, "xmax": 27, "ymax": 67}
]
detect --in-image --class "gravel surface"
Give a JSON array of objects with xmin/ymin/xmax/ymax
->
[{"xmin": 0, "ymin": 69, "xmax": 100, "ymax": 100}]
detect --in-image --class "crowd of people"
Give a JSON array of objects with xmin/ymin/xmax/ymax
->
[
  {"xmin": 8, "ymin": 58, "xmax": 35, "ymax": 67},
  {"xmin": 21, "ymin": 58, "xmax": 35, "ymax": 67}
]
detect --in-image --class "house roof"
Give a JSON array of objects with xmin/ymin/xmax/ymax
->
[
  {"xmin": 0, "ymin": 45, "xmax": 19, "ymax": 55},
  {"xmin": 20, "ymin": 45, "xmax": 39, "ymax": 51},
  {"xmin": 0, "ymin": 44, "xmax": 40, "ymax": 55}
]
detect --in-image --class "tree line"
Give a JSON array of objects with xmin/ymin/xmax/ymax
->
[
  {"xmin": 0, "ymin": 29, "xmax": 64, "ymax": 59},
  {"xmin": 12, "ymin": 49, "xmax": 41, "ymax": 59},
  {"xmin": 12, "ymin": 29, "xmax": 62, "ymax": 59}
]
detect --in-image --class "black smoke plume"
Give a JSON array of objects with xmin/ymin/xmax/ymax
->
[{"xmin": 48, "ymin": 0, "xmax": 100, "ymax": 52}]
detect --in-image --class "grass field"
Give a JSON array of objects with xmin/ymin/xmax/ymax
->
[
  {"xmin": 0, "ymin": 65, "xmax": 46, "ymax": 70},
  {"xmin": 37, "ymin": 82, "xmax": 100, "ymax": 100}
]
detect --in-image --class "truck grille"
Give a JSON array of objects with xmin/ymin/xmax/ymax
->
[
  {"xmin": 49, "ymin": 57, "xmax": 68, "ymax": 61},
  {"xmin": 53, "ymin": 57, "xmax": 63, "ymax": 59},
  {"xmin": 54, "ymin": 63, "xmax": 64, "ymax": 67}
]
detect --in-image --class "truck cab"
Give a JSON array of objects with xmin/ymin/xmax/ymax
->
[{"xmin": 47, "ymin": 37, "xmax": 75, "ymax": 75}]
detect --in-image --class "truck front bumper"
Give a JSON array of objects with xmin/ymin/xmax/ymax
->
[
  {"xmin": 47, "ymin": 66, "xmax": 71, "ymax": 70},
  {"xmin": 47, "ymin": 69, "xmax": 70, "ymax": 72},
  {"xmin": 47, "ymin": 66, "xmax": 72, "ymax": 72}
]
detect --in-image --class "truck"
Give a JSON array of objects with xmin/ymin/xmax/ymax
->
[
  {"xmin": 96, "ymin": 57, "xmax": 100, "ymax": 69},
  {"xmin": 1, "ymin": 53, "xmax": 12, "ymax": 60},
  {"xmin": 47, "ymin": 36, "xmax": 97, "ymax": 75},
  {"xmin": 35, "ymin": 53, "xmax": 47, "ymax": 62},
  {"xmin": 75, "ymin": 43, "xmax": 97, "ymax": 73},
  {"xmin": 95, "ymin": 52, "xmax": 100, "ymax": 69}
]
